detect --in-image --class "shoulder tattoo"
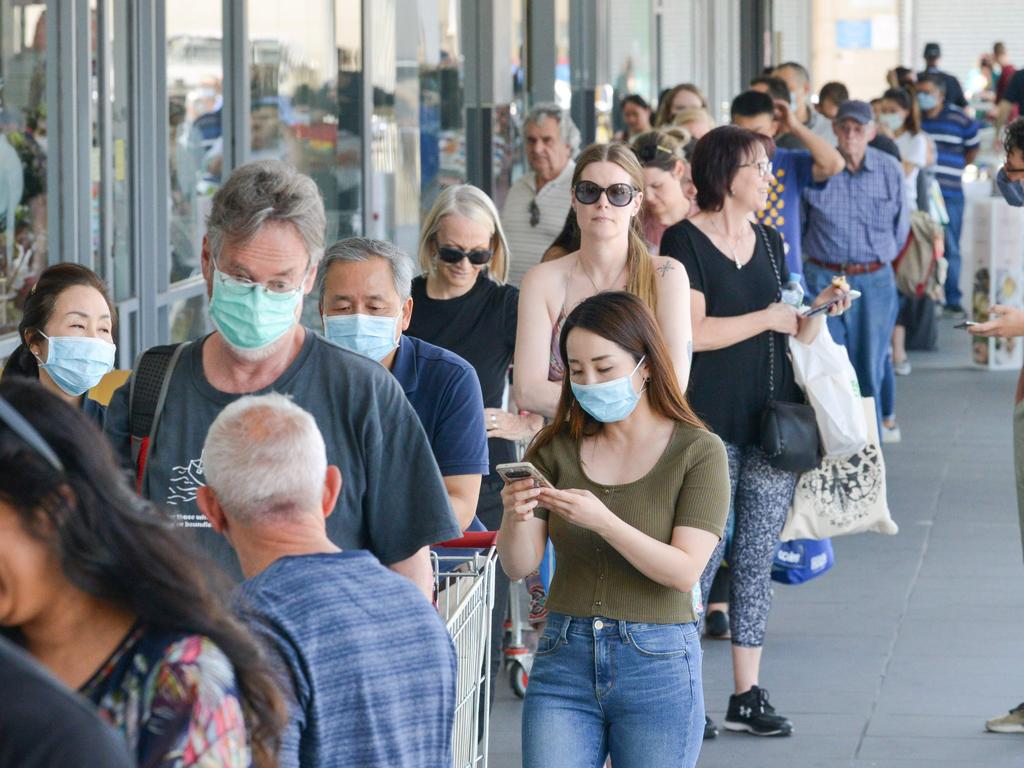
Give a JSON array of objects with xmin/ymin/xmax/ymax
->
[{"xmin": 657, "ymin": 261, "xmax": 675, "ymax": 278}]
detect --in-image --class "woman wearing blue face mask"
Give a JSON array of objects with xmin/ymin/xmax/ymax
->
[
  {"xmin": 1, "ymin": 264, "xmax": 117, "ymax": 425},
  {"xmin": 499, "ymin": 291, "xmax": 731, "ymax": 768}
]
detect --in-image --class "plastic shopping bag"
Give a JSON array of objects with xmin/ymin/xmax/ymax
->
[{"xmin": 788, "ymin": 324, "xmax": 868, "ymax": 458}]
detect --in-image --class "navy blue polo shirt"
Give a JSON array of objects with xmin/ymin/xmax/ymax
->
[{"xmin": 392, "ymin": 334, "xmax": 489, "ymax": 477}]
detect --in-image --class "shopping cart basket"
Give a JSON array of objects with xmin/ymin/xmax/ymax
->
[{"xmin": 434, "ymin": 531, "xmax": 498, "ymax": 768}]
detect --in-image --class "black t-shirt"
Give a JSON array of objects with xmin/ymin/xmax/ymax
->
[
  {"xmin": 661, "ymin": 219, "xmax": 803, "ymax": 447},
  {"xmin": 408, "ymin": 274, "xmax": 520, "ymax": 474},
  {"xmin": 0, "ymin": 638, "xmax": 132, "ymax": 768},
  {"xmin": 1004, "ymin": 69, "xmax": 1024, "ymax": 111}
]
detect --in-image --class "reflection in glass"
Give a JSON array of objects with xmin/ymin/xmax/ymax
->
[
  {"xmin": 166, "ymin": 8, "xmax": 223, "ymax": 285},
  {"xmin": 555, "ymin": 0, "xmax": 571, "ymax": 110},
  {"xmin": 492, "ymin": 0, "xmax": 528, "ymax": 209},
  {"xmin": 169, "ymin": 294, "xmax": 208, "ymax": 344},
  {"xmin": 0, "ymin": 2, "xmax": 48, "ymax": 338},
  {"xmin": 419, "ymin": 0, "xmax": 464, "ymax": 210}
]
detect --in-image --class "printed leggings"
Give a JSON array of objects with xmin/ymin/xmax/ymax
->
[{"xmin": 698, "ymin": 443, "xmax": 798, "ymax": 648}]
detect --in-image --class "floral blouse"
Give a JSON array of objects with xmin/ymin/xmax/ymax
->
[{"xmin": 80, "ymin": 622, "xmax": 249, "ymax": 768}]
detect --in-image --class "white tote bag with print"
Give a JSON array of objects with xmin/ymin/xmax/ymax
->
[
  {"xmin": 788, "ymin": 324, "xmax": 868, "ymax": 458},
  {"xmin": 781, "ymin": 397, "xmax": 898, "ymax": 541}
]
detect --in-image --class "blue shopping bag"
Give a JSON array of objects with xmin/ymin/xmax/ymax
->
[{"xmin": 771, "ymin": 538, "xmax": 834, "ymax": 585}]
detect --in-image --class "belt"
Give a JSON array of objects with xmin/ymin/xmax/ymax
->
[{"xmin": 807, "ymin": 258, "xmax": 886, "ymax": 275}]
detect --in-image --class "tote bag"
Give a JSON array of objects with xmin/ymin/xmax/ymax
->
[{"xmin": 781, "ymin": 397, "xmax": 899, "ymax": 541}]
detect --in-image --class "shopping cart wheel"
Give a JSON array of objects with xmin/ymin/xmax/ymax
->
[{"xmin": 510, "ymin": 661, "xmax": 529, "ymax": 698}]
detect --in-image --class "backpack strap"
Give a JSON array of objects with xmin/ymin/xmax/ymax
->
[{"xmin": 128, "ymin": 342, "xmax": 190, "ymax": 492}]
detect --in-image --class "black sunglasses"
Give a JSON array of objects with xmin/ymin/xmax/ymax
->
[
  {"xmin": 437, "ymin": 245, "xmax": 493, "ymax": 266},
  {"xmin": 0, "ymin": 395, "xmax": 64, "ymax": 471},
  {"xmin": 573, "ymin": 181, "xmax": 638, "ymax": 207},
  {"xmin": 635, "ymin": 143, "xmax": 675, "ymax": 164},
  {"xmin": 529, "ymin": 199, "xmax": 540, "ymax": 227}
]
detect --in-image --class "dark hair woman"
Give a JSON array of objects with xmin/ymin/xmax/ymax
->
[
  {"xmin": 0, "ymin": 378, "xmax": 286, "ymax": 768},
  {"xmin": 631, "ymin": 127, "xmax": 696, "ymax": 252},
  {"xmin": 659, "ymin": 125, "xmax": 850, "ymax": 738},
  {"xmin": 499, "ymin": 291, "xmax": 730, "ymax": 768},
  {"xmin": 614, "ymin": 94, "xmax": 653, "ymax": 141},
  {"xmin": 1, "ymin": 264, "xmax": 118, "ymax": 426}
]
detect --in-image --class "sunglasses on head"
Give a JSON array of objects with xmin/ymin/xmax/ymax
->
[
  {"xmin": 529, "ymin": 199, "xmax": 541, "ymax": 227},
  {"xmin": 0, "ymin": 395, "xmax": 64, "ymax": 472},
  {"xmin": 635, "ymin": 144, "xmax": 675, "ymax": 164},
  {"xmin": 573, "ymin": 181, "xmax": 638, "ymax": 207},
  {"xmin": 436, "ymin": 244, "xmax": 493, "ymax": 265}
]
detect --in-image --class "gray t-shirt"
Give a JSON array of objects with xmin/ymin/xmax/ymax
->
[{"xmin": 104, "ymin": 332, "xmax": 460, "ymax": 576}]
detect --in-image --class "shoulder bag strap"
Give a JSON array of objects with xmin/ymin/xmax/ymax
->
[{"xmin": 756, "ymin": 224, "xmax": 783, "ymax": 402}]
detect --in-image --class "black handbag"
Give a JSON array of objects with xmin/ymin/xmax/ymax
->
[{"xmin": 756, "ymin": 225, "xmax": 822, "ymax": 473}]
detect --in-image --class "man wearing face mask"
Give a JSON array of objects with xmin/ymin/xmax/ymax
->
[
  {"xmin": 918, "ymin": 73, "xmax": 980, "ymax": 317},
  {"xmin": 104, "ymin": 161, "xmax": 460, "ymax": 599},
  {"xmin": 773, "ymin": 61, "xmax": 837, "ymax": 147},
  {"xmin": 319, "ymin": 237, "xmax": 489, "ymax": 533}
]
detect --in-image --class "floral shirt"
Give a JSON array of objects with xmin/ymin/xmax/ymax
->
[{"xmin": 80, "ymin": 623, "xmax": 249, "ymax": 768}]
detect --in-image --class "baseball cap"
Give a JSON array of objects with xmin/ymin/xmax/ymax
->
[
  {"xmin": 835, "ymin": 100, "xmax": 874, "ymax": 125},
  {"xmin": 923, "ymin": 42, "xmax": 941, "ymax": 59}
]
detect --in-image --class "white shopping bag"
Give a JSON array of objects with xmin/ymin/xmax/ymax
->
[{"xmin": 788, "ymin": 324, "xmax": 868, "ymax": 458}]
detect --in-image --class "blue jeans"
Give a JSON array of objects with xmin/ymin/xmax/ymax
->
[
  {"xmin": 522, "ymin": 612, "xmax": 704, "ymax": 768},
  {"xmin": 943, "ymin": 194, "xmax": 965, "ymax": 307},
  {"xmin": 804, "ymin": 261, "xmax": 899, "ymax": 427}
]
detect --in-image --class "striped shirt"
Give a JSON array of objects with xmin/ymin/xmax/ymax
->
[
  {"xmin": 238, "ymin": 551, "xmax": 456, "ymax": 768},
  {"xmin": 801, "ymin": 146, "xmax": 910, "ymax": 266},
  {"xmin": 501, "ymin": 161, "xmax": 574, "ymax": 286},
  {"xmin": 920, "ymin": 104, "xmax": 979, "ymax": 199}
]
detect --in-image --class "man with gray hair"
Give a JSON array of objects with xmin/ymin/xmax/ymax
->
[
  {"xmin": 197, "ymin": 393, "xmax": 457, "ymax": 767},
  {"xmin": 502, "ymin": 103, "xmax": 580, "ymax": 285},
  {"xmin": 105, "ymin": 160, "xmax": 460, "ymax": 598},
  {"xmin": 319, "ymin": 236, "xmax": 489, "ymax": 531}
]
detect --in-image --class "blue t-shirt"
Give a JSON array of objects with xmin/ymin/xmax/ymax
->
[
  {"xmin": 392, "ymin": 334, "xmax": 489, "ymax": 477},
  {"xmin": 756, "ymin": 146, "xmax": 814, "ymax": 277},
  {"xmin": 237, "ymin": 551, "xmax": 457, "ymax": 768},
  {"xmin": 920, "ymin": 104, "xmax": 979, "ymax": 199}
]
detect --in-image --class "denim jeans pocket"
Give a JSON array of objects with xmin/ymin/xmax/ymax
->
[
  {"xmin": 626, "ymin": 624, "xmax": 689, "ymax": 658},
  {"xmin": 535, "ymin": 627, "xmax": 566, "ymax": 656}
]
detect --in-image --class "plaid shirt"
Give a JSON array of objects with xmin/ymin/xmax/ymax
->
[{"xmin": 801, "ymin": 147, "xmax": 910, "ymax": 265}]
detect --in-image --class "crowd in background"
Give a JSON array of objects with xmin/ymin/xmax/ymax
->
[{"xmin": 4, "ymin": 37, "xmax": 1024, "ymax": 768}]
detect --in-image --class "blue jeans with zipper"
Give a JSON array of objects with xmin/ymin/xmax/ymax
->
[{"xmin": 522, "ymin": 612, "xmax": 705, "ymax": 768}]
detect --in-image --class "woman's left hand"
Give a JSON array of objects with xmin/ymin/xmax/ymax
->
[{"xmin": 536, "ymin": 487, "xmax": 616, "ymax": 534}]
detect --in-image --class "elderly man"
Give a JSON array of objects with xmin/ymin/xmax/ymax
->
[
  {"xmin": 105, "ymin": 160, "xmax": 459, "ymax": 598},
  {"xmin": 501, "ymin": 103, "xmax": 580, "ymax": 285},
  {"xmin": 802, "ymin": 100, "xmax": 910, "ymax": 422},
  {"xmin": 197, "ymin": 393, "xmax": 456, "ymax": 767},
  {"xmin": 318, "ymin": 237, "xmax": 489, "ymax": 531}
]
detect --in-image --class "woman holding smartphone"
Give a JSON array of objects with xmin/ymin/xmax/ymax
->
[{"xmin": 499, "ymin": 291, "xmax": 731, "ymax": 768}]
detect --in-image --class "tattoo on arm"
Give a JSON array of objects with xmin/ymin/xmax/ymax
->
[{"xmin": 657, "ymin": 261, "xmax": 674, "ymax": 277}]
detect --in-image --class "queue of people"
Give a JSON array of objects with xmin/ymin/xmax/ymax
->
[{"xmin": 2, "ymin": 58, "xmax": 1022, "ymax": 768}]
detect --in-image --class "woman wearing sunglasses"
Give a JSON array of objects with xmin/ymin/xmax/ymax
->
[
  {"xmin": 631, "ymin": 127, "xmax": 697, "ymax": 253},
  {"xmin": 0, "ymin": 264, "xmax": 117, "ymax": 426},
  {"xmin": 514, "ymin": 142, "xmax": 693, "ymax": 419},
  {"xmin": 659, "ymin": 126, "xmax": 849, "ymax": 738},
  {"xmin": 0, "ymin": 379, "xmax": 285, "ymax": 767},
  {"xmin": 499, "ymin": 292, "xmax": 730, "ymax": 768}
]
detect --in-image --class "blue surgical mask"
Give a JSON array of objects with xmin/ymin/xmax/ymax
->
[
  {"xmin": 323, "ymin": 313, "xmax": 400, "ymax": 362},
  {"xmin": 209, "ymin": 267, "xmax": 303, "ymax": 351},
  {"xmin": 570, "ymin": 356, "xmax": 646, "ymax": 423},
  {"xmin": 917, "ymin": 92, "xmax": 938, "ymax": 111},
  {"xmin": 36, "ymin": 332, "xmax": 116, "ymax": 396},
  {"xmin": 789, "ymin": 92, "xmax": 800, "ymax": 114}
]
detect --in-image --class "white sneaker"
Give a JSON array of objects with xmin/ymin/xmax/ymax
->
[
  {"xmin": 893, "ymin": 359, "xmax": 912, "ymax": 376},
  {"xmin": 882, "ymin": 421, "xmax": 901, "ymax": 443}
]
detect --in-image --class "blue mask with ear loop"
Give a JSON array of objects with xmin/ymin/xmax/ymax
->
[
  {"xmin": 35, "ymin": 332, "xmax": 116, "ymax": 396},
  {"xmin": 570, "ymin": 356, "xmax": 646, "ymax": 423}
]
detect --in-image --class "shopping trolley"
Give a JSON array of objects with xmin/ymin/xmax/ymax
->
[{"xmin": 433, "ymin": 531, "xmax": 498, "ymax": 768}]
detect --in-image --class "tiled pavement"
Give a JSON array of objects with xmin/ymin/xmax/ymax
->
[{"xmin": 487, "ymin": 325, "xmax": 1024, "ymax": 767}]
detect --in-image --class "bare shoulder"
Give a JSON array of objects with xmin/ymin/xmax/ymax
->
[
  {"xmin": 521, "ymin": 254, "xmax": 573, "ymax": 315},
  {"xmin": 651, "ymin": 255, "xmax": 690, "ymax": 288}
]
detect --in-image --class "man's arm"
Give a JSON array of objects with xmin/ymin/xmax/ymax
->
[
  {"xmin": 389, "ymin": 546, "xmax": 433, "ymax": 601},
  {"xmin": 775, "ymin": 100, "xmax": 844, "ymax": 181},
  {"xmin": 444, "ymin": 475, "xmax": 482, "ymax": 531}
]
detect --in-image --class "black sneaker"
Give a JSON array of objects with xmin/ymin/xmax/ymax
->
[
  {"xmin": 724, "ymin": 686, "xmax": 793, "ymax": 736},
  {"xmin": 705, "ymin": 609, "xmax": 730, "ymax": 639},
  {"xmin": 704, "ymin": 715, "xmax": 718, "ymax": 740}
]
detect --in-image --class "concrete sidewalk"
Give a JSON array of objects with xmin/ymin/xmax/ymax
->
[{"xmin": 487, "ymin": 326, "xmax": 1024, "ymax": 767}]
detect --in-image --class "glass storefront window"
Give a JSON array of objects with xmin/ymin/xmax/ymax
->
[
  {"xmin": 555, "ymin": 0, "xmax": 571, "ymax": 110},
  {"xmin": 0, "ymin": 1, "xmax": 49, "ymax": 338},
  {"xmin": 166, "ymin": 5, "xmax": 223, "ymax": 286},
  {"xmin": 491, "ymin": 0, "xmax": 527, "ymax": 209},
  {"xmin": 419, "ymin": 0, "xmax": 464, "ymax": 208}
]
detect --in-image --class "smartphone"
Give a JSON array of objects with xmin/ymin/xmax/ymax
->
[
  {"xmin": 803, "ymin": 298, "xmax": 841, "ymax": 317},
  {"xmin": 495, "ymin": 462, "xmax": 553, "ymax": 488},
  {"xmin": 954, "ymin": 320, "xmax": 977, "ymax": 330}
]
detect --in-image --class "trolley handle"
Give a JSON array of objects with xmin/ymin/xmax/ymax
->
[{"xmin": 435, "ymin": 531, "xmax": 497, "ymax": 549}]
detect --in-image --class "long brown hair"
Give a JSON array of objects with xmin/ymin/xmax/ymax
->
[
  {"xmin": 655, "ymin": 83, "xmax": 708, "ymax": 127},
  {"xmin": 572, "ymin": 143, "xmax": 658, "ymax": 312},
  {"xmin": 528, "ymin": 292, "xmax": 705, "ymax": 456}
]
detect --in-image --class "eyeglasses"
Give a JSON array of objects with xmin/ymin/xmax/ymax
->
[
  {"xmin": 573, "ymin": 181, "xmax": 638, "ymax": 207},
  {"xmin": 739, "ymin": 160, "xmax": 774, "ymax": 177},
  {"xmin": 0, "ymin": 395, "xmax": 64, "ymax": 472},
  {"xmin": 529, "ymin": 199, "xmax": 540, "ymax": 227},
  {"xmin": 213, "ymin": 258, "xmax": 308, "ymax": 295},
  {"xmin": 436, "ymin": 244, "xmax": 493, "ymax": 265}
]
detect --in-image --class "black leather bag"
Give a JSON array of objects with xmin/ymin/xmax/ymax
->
[{"xmin": 756, "ymin": 225, "xmax": 822, "ymax": 473}]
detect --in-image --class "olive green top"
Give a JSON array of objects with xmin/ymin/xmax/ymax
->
[{"xmin": 528, "ymin": 422, "xmax": 730, "ymax": 624}]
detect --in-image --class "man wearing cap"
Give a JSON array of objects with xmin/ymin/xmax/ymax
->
[
  {"xmin": 918, "ymin": 42, "xmax": 968, "ymax": 109},
  {"xmin": 801, "ymin": 100, "xmax": 910, "ymax": 425}
]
